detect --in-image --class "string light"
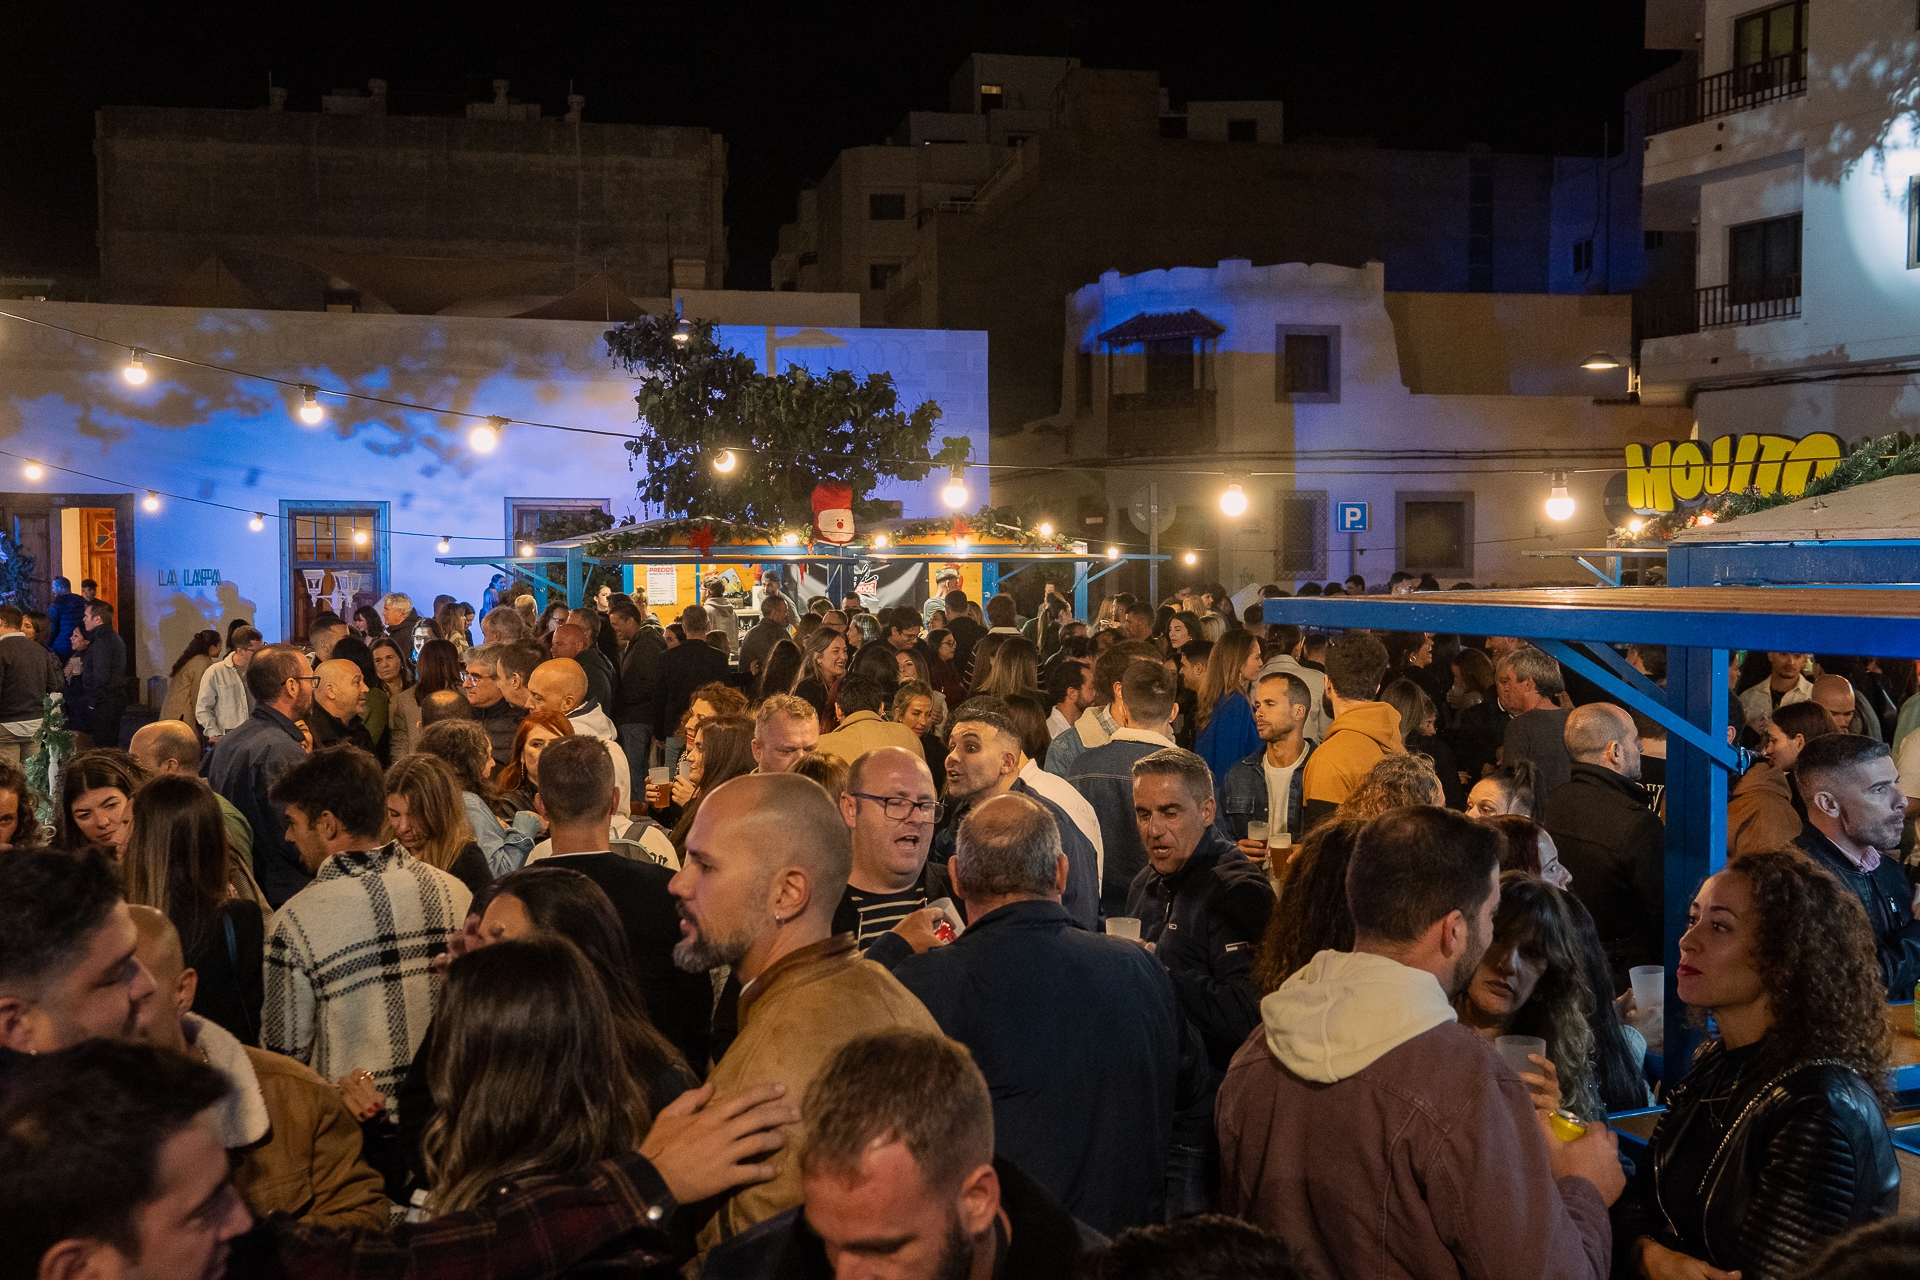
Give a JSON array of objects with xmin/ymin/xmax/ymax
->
[
  {"xmin": 780, "ymin": 532, "xmax": 800, "ymax": 546},
  {"xmin": 1183, "ymin": 551, "xmax": 1198, "ymax": 565},
  {"xmin": 352, "ymin": 529, "xmax": 370, "ymax": 547},
  {"xmin": 1106, "ymin": 546, "xmax": 1119, "ymax": 559},
  {"xmin": 674, "ymin": 318, "xmax": 692, "ymax": 344},
  {"xmin": 1627, "ymin": 518, "xmax": 1645, "ymax": 534},
  {"xmin": 21, "ymin": 461, "xmax": 42, "ymax": 481},
  {"xmin": 1544, "ymin": 471, "xmax": 1574, "ymax": 521},
  {"xmin": 297, "ymin": 386, "xmax": 324, "ymax": 425},
  {"xmin": 518, "ymin": 541, "xmax": 535, "ymax": 557},
  {"xmin": 872, "ymin": 532, "xmax": 890, "ymax": 548},
  {"xmin": 436, "ymin": 536, "xmax": 451, "ymax": 553},
  {"xmin": 142, "ymin": 491, "xmax": 161, "ymax": 513},
  {"xmin": 712, "ymin": 448, "xmax": 738, "ymax": 474},
  {"xmin": 1036, "ymin": 521, "xmax": 1053, "ymax": 537},
  {"xmin": 941, "ymin": 464, "xmax": 969, "ymax": 509},
  {"xmin": 469, "ymin": 417, "xmax": 504, "ymax": 453},
  {"xmin": 249, "ymin": 513, "xmax": 265, "ymax": 531},
  {"xmin": 1219, "ymin": 482, "xmax": 1248, "ymax": 516},
  {"xmin": 122, "ymin": 349, "xmax": 149, "ymax": 385}
]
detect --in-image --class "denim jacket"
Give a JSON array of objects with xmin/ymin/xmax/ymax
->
[{"xmin": 1218, "ymin": 739, "xmax": 1316, "ymax": 842}]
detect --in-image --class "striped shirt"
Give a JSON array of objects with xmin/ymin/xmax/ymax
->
[{"xmin": 843, "ymin": 884, "xmax": 929, "ymax": 950}]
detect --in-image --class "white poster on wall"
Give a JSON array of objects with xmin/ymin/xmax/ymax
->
[{"xmin": 646, "ymin": 564, "xmax": 679, "ymax": 607}]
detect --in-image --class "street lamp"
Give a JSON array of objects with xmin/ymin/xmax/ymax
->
[{"xmin": 1580, "ymin": 352, "xmax": 1622, "ymax": 370}]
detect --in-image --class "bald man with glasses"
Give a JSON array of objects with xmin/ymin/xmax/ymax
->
[{"xmin": 833, "ymin": 747, "xmax": 956, "ymax": 968}]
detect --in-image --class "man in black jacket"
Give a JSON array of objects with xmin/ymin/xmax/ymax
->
[
  {"xmin": 1124, "ymin": 746, "xmax": 1273, "ymax": 1219},
  {"xmin": 529, "ymin": 737, "xmax": 712, "ymax": 1069},
  {"xmin": 943, "ymin": 589, "xmax": 987, "ymax": 681},
  {"xmin": 1793, "ymin": 733, "xmax": 1920, "ymax": 997},
  {"xmin": 207, "ymin": 647, "xmax": 315, "ymax": 907},
  {"xmin": 895, "ymin": 792, "xmax": 1183, "ymax": 1236},
  {"xmin": 462, "ymin": 643, "xmax": 527, "ymax": 768},
  {"xmin": 0, "ymin": 605, "xmax": 61, "ymax": 757},
  {"xmin": 608, "ymin": 596, "xmax": 664, "ymax": 774},
  {"xmin": 1541, "ymin": 703, "xmax": 1665, "ymax": 987},
  {"xmin": 699, "ymin": 1029, "xmax": 1095, "ymax": 1280},
  {"xmin": 72, "ymin": 600, "xmax": 128, "ymax": 748},
  {"xmin": 652, "ymin": 604, "xmax": 728, "ymax": 745}
]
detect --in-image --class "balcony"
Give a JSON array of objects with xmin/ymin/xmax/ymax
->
[
  {"xmin": 1106, "ymin": 389, "xmax": 1217, "ymax": 457},
  {"xmin": 1638, "ymin": 275, "xmax": 1801, "ymax": 341},
  {"xmin": 1645, "ymin": 52, "xmax": 1805, "ymax": 136}
]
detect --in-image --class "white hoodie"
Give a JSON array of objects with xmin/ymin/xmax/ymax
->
[
  {"xmin": 1260, "ymin": 949, "xmax": 1458, "ymax": 1084},
  {"xmin": 569, "ymin": 701, "xmax": 632, "ymax": 814}
]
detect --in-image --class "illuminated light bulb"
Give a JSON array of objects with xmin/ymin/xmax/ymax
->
[
  {"xmin": 674, "ymin": 318, "xmax": 691, "ymax": 344},
  {"xmin": 1106, "ymin": 546, "xmax": 1119, "ymax": 560},
  {"xmin": 122, "ymin": 350, "xmax": 149, "ymax": 385},
  {"xmin": 248, "ymin": 513, "xmax": 264, "ymax": 531},
  {"xmin": 21, "ymin": 462, "xmax": 42, "ymax": 481},
  {"xmin": 297, "ymin": 385, "xmax": 324, "ymax": 425},
  {"xmin": 1219, "ymin": 483, "xmax": 1248, "ymax": 516},
  {"xmin": 1696, "ymin": 511, "xmax": 1716, "ymax": 525},
  {"xmin": 142, "ymin": 491, "xmax": 160, "ymax": 513},
  {"xmin": 1627, "ymin": 518, "xmax": 1645, "ymax": 534},
  {"xmin": 436, "ymin": 536, "xmax": 451, "ymax": 553},
  {"xmin": 352, "ymin": 529, "xmax": 370, "ymax": 547},
  {"xmin": 955, "ymin": 535, "xmax": 969, "ymax": 551},
  {"xmin": 941, "ymin": 464, "xmax": 969, "ymax": 510},
  {"xmin": 1545, "ymin": 471, "xmax": 1575, "ymax": 522},
  {"xmin": 780, "ymin": 532, "xmax": 800, "ymax": 546},
  {"xmin": 518, "ymin": 541, "xmax": 535, "ymax": 557},
  {"xmin": 1580, "ymin": 351, "xmax": 1622, "ymax": 371},
  {"xmin": 873, "ymin": 532, "xmax": 889, "ymax": 548},
  {"xmin": 1183, "ymin": 551, "xmax": 1198, "ymax": 565},
  {"xmin": 1037, "ymin": 521, "xmax": 1053, "ymax": 537},
  {"xmin": 469, "ymin": 417, "xmax": 504, "ymax": 452},
  {"xmin": 712, "ymin": 448, "xmax": 737, "ymax": 474}
]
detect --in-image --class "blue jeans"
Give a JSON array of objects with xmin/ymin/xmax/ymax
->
[
  {"xmin": 618, "ymin": 723, "xmax": 653, "ymax": 782},
  {"xmin": 1164, "ymin": 1129, "xmax": 1217, "ymax": 1220}
]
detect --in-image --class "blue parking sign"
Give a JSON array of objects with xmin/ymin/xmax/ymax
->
[{"xmin": 1335, "ymin": 502, "xmax": 1370, "ymax": 533}]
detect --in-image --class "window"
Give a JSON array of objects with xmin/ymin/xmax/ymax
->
[
  {"xmin": 282, "ymin": 502, "xmax": 386, "ymax": 642},
  {"xmin": 1274, "ymin": 491, "xmax": 1328, "ymax": 580},
  {"xmin": 868, "ymin": 262, "xmax": 901, "ymax": 291},
  {"xmin": 1734, "ymin": 2, "xmax": 1806, "ymax": 70},
  {"xmin": 1144, "ymin": 338, "xmax": 1193, "ymax": 393},
  {"xmin": 1728, "ymin": 213, "xmax": 1801, "ymax": 299},
  {"xmin": 1572, "ymin": 239, "xmax": 1594, "ymax": 273},
  {"xmin": 505, "ymin": 498, "xmax": 611, "ymax": 556},
  {"xmin": 979, "ymin": 84, "xmax": 1004, "ymax": 111},
  {"xmin": 798, "ymin": 250, "xmax": 818, "ymax": 267},
  {"xmin": 1397, "ymin": 491, "xmax": 1474, "ymax": 577},
  {"xmin": 868, "ymin": 193, "xmax": 906, "ymax": 221},
  {"xmin": 1227, "ymin": 118, "xmax": 1258, "ymax": 143},
  {"xmin": 1160, "ymin": 115, "xmax": 1188, "ymax": 139},
  {"xmin": 1645, "ymin": 229, "xmax": 1666, "ymax": 251},
  {"xmin": 1275, "ymin": 326, "xmax": 1341, "ymax": 403}
]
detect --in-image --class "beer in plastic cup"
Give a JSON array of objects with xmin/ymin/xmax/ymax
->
[{"xmin": 1106, "ymin": 917, "xmax": 1142, "ymax": 941}]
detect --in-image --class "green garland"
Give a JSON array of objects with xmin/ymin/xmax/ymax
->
[
  {"xmin": 581, "ymin": 505, "xmax": 1073, "ymax": 558},
  {"xmin": 1614, "ymin": 432, "xmax": 1920, "ymax": 544}
]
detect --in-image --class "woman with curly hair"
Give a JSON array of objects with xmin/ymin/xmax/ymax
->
[
  {"xmin": 1618, "ymin": 847, "xmax": 1899, "ymax": 1280},
  {"xmin": 1335, "ymin": 753, "xmax": 1443, "ymax": 822},
  {"xmin": 1252, "ymin": 818, "xmax": 1364, "ymax": 993},
  {"xmin": 0, "ymin": 757, "xmax": 49, "ymax": 849}
]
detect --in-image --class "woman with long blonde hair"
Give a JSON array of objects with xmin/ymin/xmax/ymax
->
[
  {"xmin": 384, "ymin": 754, "xmax": 492, "ymax": 897},
  {"xmin": 1194, "ymin": 629, "xmax": 1264, "ymax": 782}
]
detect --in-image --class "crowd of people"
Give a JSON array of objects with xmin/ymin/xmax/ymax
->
[{"xmin": 1, "ymin": 568, "xmax": 1917, "ymax": 1280}]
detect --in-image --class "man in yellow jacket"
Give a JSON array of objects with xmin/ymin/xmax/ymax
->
[{"xmin": 1301, "ymin": 633, "xmax": 1404, "ymax": 830}]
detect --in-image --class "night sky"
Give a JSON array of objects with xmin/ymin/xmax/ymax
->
[{"xmin": 2, "ymin": 1, "xmax": 1675, "ymax": 290}]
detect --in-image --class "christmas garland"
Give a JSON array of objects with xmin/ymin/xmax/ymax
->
[
  {"xmin": 580, "ymin": 505, "xmax": 1072, "ymax": 558},
  {"xmin": 1612, "ymin": 432, "xmax": 1920, "ymax": 544}
]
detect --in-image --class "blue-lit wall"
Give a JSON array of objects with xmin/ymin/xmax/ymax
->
[{"xmin": 0, "ymin": 303, "xmax": 987, "ymax": 678}]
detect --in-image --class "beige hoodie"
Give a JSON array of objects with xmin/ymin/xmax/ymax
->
[{"xmin": 1261, "ymin": 949, "xmax": 1457, "ymax": 1083}]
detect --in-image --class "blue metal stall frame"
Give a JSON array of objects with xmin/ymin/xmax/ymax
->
[
  {"xmin": 1265, "ymin": 559, "xmax": 1920, "ymax": 1095},
  {"xmin": 438, "ymin": 542, "xmax": 1169, "ymax": 619}
]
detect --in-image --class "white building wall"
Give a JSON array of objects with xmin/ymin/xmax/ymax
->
[{"xmin": 0, "ymin": 303, "xmax": 988, "ymax": 677}]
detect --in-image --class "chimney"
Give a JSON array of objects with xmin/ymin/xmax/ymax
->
[
  {"xmin": 269, "ymin": 85, "xmax": 287, "ymax": 112},
  {"xmin": 566, "ymin": 93, "xmax": 585, "ymax": 123}
]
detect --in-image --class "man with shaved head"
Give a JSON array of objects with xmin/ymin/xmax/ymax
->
[
  {"xmin": 528, "ymin": 656, "xmax": 632, "ymax": 815},
  {"xmin": 551, "ymin": 618, "xmax": 616, "ymax": 711},
  {"xmin": 1812, "ymin": 672, "xmax": 1881, "ymax": 741},
  {"xmin": 308, "ymin": 657, "xmax": 373, "ymax": 754},
  {"xmin": 671, "ymin": 771, "xmax": 940, "ymax": 1254},
  {"xmin": 1542, "ymin": 702, "xmax": 1666, "ymax": 985}
]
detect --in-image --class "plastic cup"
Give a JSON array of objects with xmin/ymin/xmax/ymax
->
[
  {"xmin": 1495, "ymin": 1035, "xmax": 1548, "ymax": 1078},
  {"xmin": 1106, "ymin": 917, "xmax": 1142, "ymax": 941},
  {"xmin": 1629, "ymin": 965, "xmax": 1665, "ymax": 1012},
  {"xmin": 648, "ymin": 766, "xmax": 671, "ymax": 785},
  {"xmin": 1270, "ymin": 831, "xmax": 1292, "ymax": 850},
  {"xmin": 1247, "ymin": 821, "xmax": 1269, "ymax": 846}
]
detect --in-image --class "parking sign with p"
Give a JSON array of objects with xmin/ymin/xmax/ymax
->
[{"xmin": 1336, "ymin": 502, "xmax": 1370, "ymax": 534}]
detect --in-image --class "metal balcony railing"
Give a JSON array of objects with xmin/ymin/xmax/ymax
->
[
  {"xmin": 1645, "ymin": 52, "xmax": 1806, "ymax": 136},
  {"xmin": 1638, "ymin": 275, "xmax": 1801, "ymax": 340}
]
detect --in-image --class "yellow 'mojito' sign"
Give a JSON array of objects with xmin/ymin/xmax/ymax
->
[{"xmin": 1625, "ymin": 432, "xmax": 1843, "ymax": 513}]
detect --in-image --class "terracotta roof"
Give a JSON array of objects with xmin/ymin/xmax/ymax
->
[{"xmin": 1097, "ymin": 309, "xmax": 1225, "ymax": 345}]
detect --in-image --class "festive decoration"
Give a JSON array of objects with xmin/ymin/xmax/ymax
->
[
  {"xmin": 24, "ymin": 693, "xmax": 75, "ymax": 831},
  {"xmin": 1613, "ymin": 432, "xmax": 1920, "ymax": 545},
  {"xmin": 812, "ymin": 483, "xmax": 855, "ymax": 545},
  {"xmin": 0, "ymin": 531, "xmax": 37, "ymax": 611},
  {"xmin": 688, "ymin": 524, "xmax": 717, "ymax": 558}
]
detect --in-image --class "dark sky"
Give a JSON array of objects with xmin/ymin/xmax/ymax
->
[{"xmin": 2, "ymin": 1, "xmax": 1674, "ymax": 290}]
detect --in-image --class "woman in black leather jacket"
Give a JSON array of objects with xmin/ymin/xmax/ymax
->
[{"xmin": 1617, "ymin": 847, "xmax": 1898, "ymax": 1280}]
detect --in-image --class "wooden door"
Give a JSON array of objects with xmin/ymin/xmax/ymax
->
[{"xmin": 80, "ymin": 508, "xmax": 118, "ymax": 611}]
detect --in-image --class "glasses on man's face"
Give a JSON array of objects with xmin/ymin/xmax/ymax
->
[
  {"xmin": 289, "ymin": 675, "xmax": 321, "ymax": 687},
  {"xmin": 850, "ymin": 792, "xmax": 943, "ymax": 824},
  {"xmin": 462, "ymin": 670, "xmax": 493, "ymax": 684}
]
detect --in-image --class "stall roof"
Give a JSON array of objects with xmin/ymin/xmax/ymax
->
[
  {"xmin": 1263, "ymin": 586, "xmax": 1920, "ymax": 654},
  {"xmin": 1670, "ymin": 472, "xmax": 1920, "ymax": 543}
]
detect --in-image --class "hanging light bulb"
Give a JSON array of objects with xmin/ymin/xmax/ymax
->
[
  {"xmin": 1626, "ymin": 518, "xmax": 1645, "ymax": 534},
  {"xmin": 872, "ymin": 532, "xmax": 890, "ymax": 549},
  {"xmin": 21, "ymin": 461, "xmax": 42, "ymax": 481},
  {"xmin": 1183, "ymin": 551, "xmax": 1198, "ymax": 565},
  {"xmin": 248, "ymin": 512, "xmax": 264, "ymax": 532},
  {"xmin": 1219, "ymin": 482, "xmax": 1248, "ymax": 516},
  {"xmin": 1106, "ymin": 546, "xmax": 1119, "ymax": 560},
  {"xmin": 352, "ymin": 529, "xmax": 370, "ymax": 547},
  {"xmin": 674, "ymin": 317, "xmax": 691, "ymax": 344},
  {"xmin": 469, "ymin": 416, "xmax": 504, "ymax": 453},
  {"xmin": 297, "ymin": 386, "xmax": 324, "ymax": 425},
  {"xmin": 142, "ymin": 491, "xmax": 161, "ymax": 513},
  {"xmin": 436, "ymin": 536, "xmax": 451, "ymax": 553},
  {"xmin": 1036, "ymin": 521, "xmax": 1053, "ymax": 538},
  {"xmin": 122, "ymin": 349, "xmax": 149, "ymax": 385},
  {"xmin": 1545, "ymin": 471, "xmax": 1575, "ymax": 522},
  {"xmin": 712, "ymin": 448, "xmax": 737, "ymax": 474},
  {"xmin": 780, "ymin": 531, "xmax": 800, "ymax": 546},
  {"xmin": 518, "ymin": 541, "xmax": 535, "ymax": 557},
  {"xmin": 941, "ymin": 464, "xmax": 969, "ymax": 509}
]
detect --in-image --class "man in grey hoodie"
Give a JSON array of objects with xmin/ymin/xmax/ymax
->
[{"xmin": 1216, "ymin": 806, "xmax": 1622, "ymax": 1280}]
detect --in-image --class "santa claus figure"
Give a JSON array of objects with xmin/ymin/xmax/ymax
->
[{"xmin": 812, "ymin": 482, "xmax": 854, "ymax": 545}]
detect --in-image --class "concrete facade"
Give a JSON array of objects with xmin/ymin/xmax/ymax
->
[
  {"xmin": 995, "ymin": 259, "xmax": 1690, "ymax": 591},
  {"xmin": 1637, "ymin": 0, "xmax": 1920, "ymax": 446},
  {"xmin": 0, "ymin": 302, "xmax": 986, "ymax": 681},
  {"xmin": 95, "ymin": 85, "xmax": 727, "ymax": 314}
]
